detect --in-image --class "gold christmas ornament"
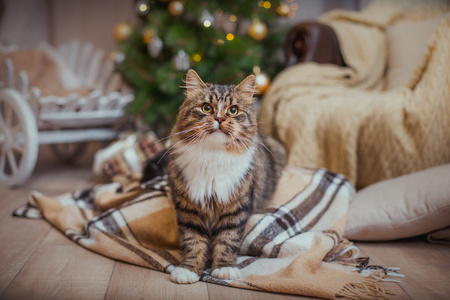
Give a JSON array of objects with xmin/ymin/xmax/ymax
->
[
  {"xmin": 142, "ymin": 28, "xmax": 154, "ymax": 44},
  {"xmin": 113, "ymin": 22, "xmax": 133, "ymax": 42},
  {"xmin": 249, "ymin": 19, "xmax": 268, "ymax": 41},
  {"xmin": 168, "ymin": 1, "xmax": 184, "ymax": 16},
  {"xmin": 276, "ymin": 2, "xmax": 291, "ymax": 16},
  {"xmin": 253, "ymin": 66, "xmax": 271, "ymax": 95}
]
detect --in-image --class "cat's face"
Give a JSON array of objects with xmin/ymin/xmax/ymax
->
[{"xmin": 172, "ymin": 70, "xmax": 257, "ymax": 154}]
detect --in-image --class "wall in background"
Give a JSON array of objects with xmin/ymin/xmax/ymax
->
[
  {"xmin": 0, "ymin": 0, "xmax": 368, "ymax": 54},
  {"xmin": 0, "ymin": 0, "xmax": 135, "ymax": 51}
]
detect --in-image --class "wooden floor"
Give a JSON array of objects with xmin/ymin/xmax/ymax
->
[{"xmin": 1, "ymin": 144, "xmax": 450, "ymax": 300}]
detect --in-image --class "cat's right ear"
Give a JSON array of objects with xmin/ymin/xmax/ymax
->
[{"xmin": 185, "ymin": 69, "xmax": 206, "ymax": 98}]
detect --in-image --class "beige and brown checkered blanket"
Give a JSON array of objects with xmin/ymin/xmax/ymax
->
[{"xmin": 14, "ymin": 166, "xmax": 402, "ymax": 299}]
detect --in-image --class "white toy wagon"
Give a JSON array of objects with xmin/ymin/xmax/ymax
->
[{"xmin": 0, "ymin": 41, "xmax": 134, "ymax": 187}]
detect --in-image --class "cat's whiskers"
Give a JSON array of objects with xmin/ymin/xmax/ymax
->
[
  {"xmin": 176, "ymin": 129, "xmax": 208, "ymax": 154},
  {"xmin": 157, "ymin": 127, "xmax": 208, "ymax": 164},
  {"xmin": 235, "ymin": 129, "xmax": 274, "ymax": 157},
  {"xmin": 255, "ymin": 121, "xmax": 275, "ymax": 126},
  {"xmin": 172, "ymin": 121, "xmax": 212, "ymax": 143},
  {"xmin": 157, "ymin": 137, "xmax": 191, "ymax": 165},
  {"xmin": 154, "ymin": 124, "xmax": 207, "ymax": 147},
  {"xmin": 222, "ymin": 123, "xmax": 245, "ymax": 152},
  {"xmin": 231, "ymin": 131, "xmax": 252, "ymax": 152},
  {"xmin": 227, "ymin": 132, "xmax": 241, "ymax": 152}
]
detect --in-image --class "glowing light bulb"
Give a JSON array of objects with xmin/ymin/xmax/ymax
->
[
  {"xmin": 263, "ymin": 1, "xmax": 271, "ymax": 9},
  {"xmin": 203, "ymin": 20, "xmax": 211, "ymax": 27},
  {"xmin": 139, "ymin": 4, "xmax": 148, "ymax": 12},
  {"xmin": 193, "ymin": 54, "xmax": 202, "ymax": 62},
  {"xmin": 226, "ymin": 33, "xmax": 234, "ymax": 41},
  {"xmin": 135, "ymin": 1, "xmax": 150, "ymax": 15}
]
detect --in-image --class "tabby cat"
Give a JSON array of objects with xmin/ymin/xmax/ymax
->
[{"xmin": 168, "ymin": 69, "xmax": 286, "ymax": 284}]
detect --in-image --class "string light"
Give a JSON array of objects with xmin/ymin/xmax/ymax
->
[
  {"xmin": 139, "ymin": 3, "xmax": 148, "ymax": 12},
  {"xmin": 135, "ymin": 1, "xmax": 150, "ymax": 15},
  {"xmin": 193, "ymin": 54, "xmax": 202, "ymax": 62},
  {"xmin": 263, "ymin": 1, "xmax": 271, "ymax": 9},
  {"xmin": 201, "ymin": 9, "xmax": 214, "ymax": 28},
  {"xmin": 226, "ymin": 33, "xmax": 234, "ymax": 41}
]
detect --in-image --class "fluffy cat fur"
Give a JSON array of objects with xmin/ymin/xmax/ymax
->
[{"xmin": 168, "ymin": 69, "xmax": 286, "ymax": 284}]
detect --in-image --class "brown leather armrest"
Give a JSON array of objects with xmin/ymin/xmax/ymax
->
[{"xmin": 285, "ymin": 21, "xmax": 345, "ymax": 67}]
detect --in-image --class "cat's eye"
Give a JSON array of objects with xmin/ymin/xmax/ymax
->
[
  {"xmin": 227, "ymin": 106, "xmax": 239, "ymax": 116},
  {"xmin": 202, "ymin": 104, "xmax": 213, "ymax": 113}
]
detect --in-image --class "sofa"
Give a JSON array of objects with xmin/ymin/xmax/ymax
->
[{"xmin": 258, "ymin": 0, "xmax": 450, "ymax": 243}]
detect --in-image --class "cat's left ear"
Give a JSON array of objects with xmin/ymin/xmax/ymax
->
[{"xmin": 236, "ymin": 74, "xmax": 256, "ymax": 102}]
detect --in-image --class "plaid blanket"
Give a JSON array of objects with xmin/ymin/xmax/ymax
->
[{"xmin": 14, "ymin": 166, "xmax": 401, "ymax": 299}]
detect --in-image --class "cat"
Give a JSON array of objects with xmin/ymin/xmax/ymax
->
[{"xmin": 167, "ymin": 69, "xmax": 286, "ymax": 284}]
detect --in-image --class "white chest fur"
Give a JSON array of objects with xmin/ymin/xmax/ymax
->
[{"xmin": 174, "ymin": 136, "xmax": 255, "ymax": 206}]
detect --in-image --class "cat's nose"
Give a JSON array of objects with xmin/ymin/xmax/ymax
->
[{"xmin": 215, "ymin": 117, "xmax": 224, "ymax": 124}]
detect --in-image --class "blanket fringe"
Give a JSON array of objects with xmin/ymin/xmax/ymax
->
[
  {"xmin": 355, "ymin": 257, "xmax": 405, "ymax": 283},
  {"xmin": 335, "ymin": 278, "xmax": 393, "ymax": 300}
]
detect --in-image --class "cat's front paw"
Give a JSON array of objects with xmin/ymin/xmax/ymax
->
[
  {"xmin": 211, "ymin": 267, "xmax": 241, "ymax": 280},
  {"xmin": 170, "ymin": 267, "xmax": 200, "ymax": 284}
]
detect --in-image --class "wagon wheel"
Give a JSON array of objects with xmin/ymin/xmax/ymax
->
[
  {"xmin": 50, "ymin": 142, "xmax": 88, "ymax": 164},
  {"xmin": 0, "ymin": 89, "xmax": 39, "ymax": 187}
]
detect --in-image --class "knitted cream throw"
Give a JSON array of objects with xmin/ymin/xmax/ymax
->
[{"xmin": 258, "ymin": 0, "xmax": 450, "ymax": 189}]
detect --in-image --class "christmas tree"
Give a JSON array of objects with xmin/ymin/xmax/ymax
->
[{"xmin": 113, "ymin": 0, "xmax": 297, "ymax": 134}]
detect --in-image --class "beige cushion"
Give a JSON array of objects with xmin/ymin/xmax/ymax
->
[
  {"xmin": 345, "ymin": 164, "xmax": 450, "ymax": 241},
  {"xmin": 385, "ymin": 13, "xmax": 447, "ymax": 90}
]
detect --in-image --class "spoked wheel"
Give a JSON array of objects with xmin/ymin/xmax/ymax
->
[{"xmin": 0, "ymin": 89, "xmax": 39, "ymax": 187}]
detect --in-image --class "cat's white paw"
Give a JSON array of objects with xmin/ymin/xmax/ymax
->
[
  {"xmin": 211, "ymin": 267, "xmax": 241, "ymax": 280},
  {"xmin": 170, "ymin": 267, "xmax": 200, "ymax": 284}
]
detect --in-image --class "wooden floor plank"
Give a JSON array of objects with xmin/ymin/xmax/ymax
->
[
  {"xmin": 206, "ymin": 283, "xmax": 310, "ymax": 300},
  {"xmin": 430, "ymin": 241, "xmax": 450, "ymax": 259},
  {"xmin": 357, "ymin": 239, "xmax": 450, "ymax": 300},
  {"xmin": 0, "ymin": 219, "xmax": 50, "ymax": 296},
  {"xmin": 0, "ymin": 143, "xmax": 111, "ymax": 300},
  {"xmin": 105, "ymin": 262, "xmax": 209, "ymax": 300},
  {"xmin": 0, "ymin": 189, "xmax": 52, "ymax": 295},
  {"xmin": 1, "ymin": 229, "xmax": 115, "ymax": 300},
  {"xmin": 0, "ymin": 145, "xmax": 104, "ymax": 297}
]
